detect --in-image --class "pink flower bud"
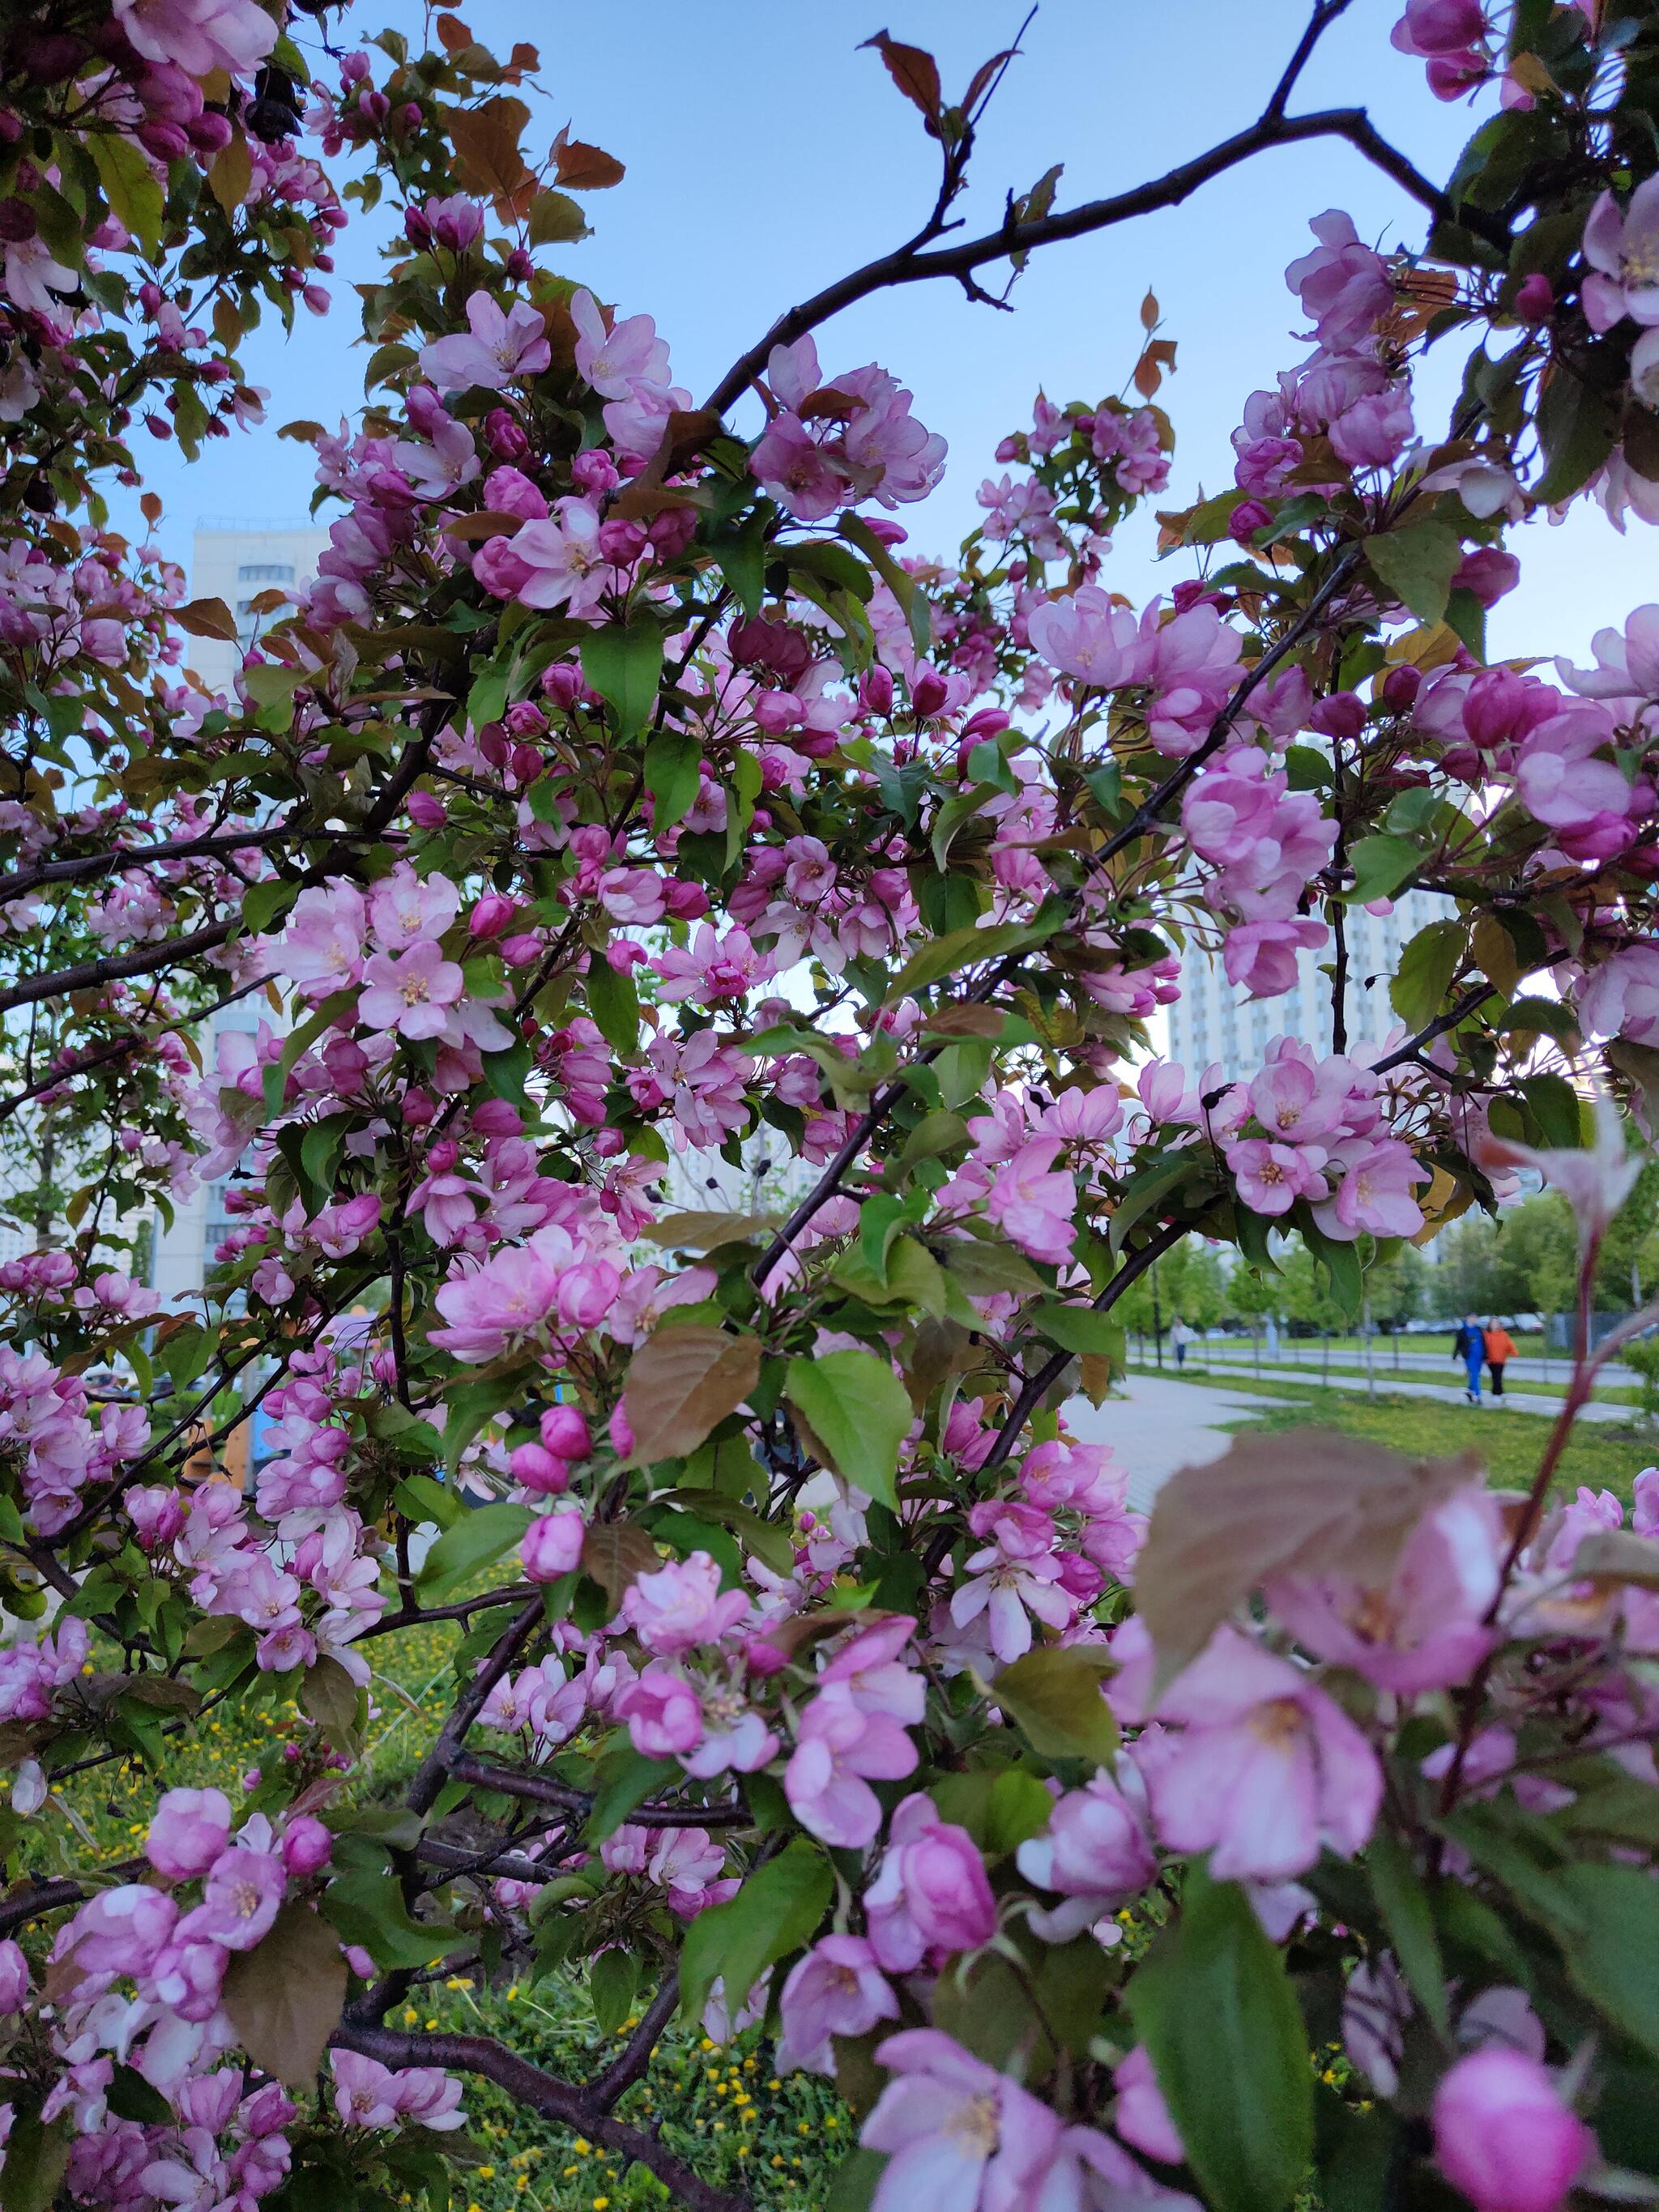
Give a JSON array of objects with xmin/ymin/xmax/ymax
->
[
  {"xmin": 540, "ymin": 1404, "xmax": 591, "ymax": 1460},
  {"xmin": 1514, "ymin": 271, "xmax": 1554, "ymax": 322},
  {"xmin": 500, "ymin": 931, "xmax": 543, "ymax": 967},
  {"xmin": 540, "ymin": 662, "xmax": 585, "ymax": 709},
  {"xmin": 609, "ymin": 1402, "xmax": 635, "ymax": 1457},
  {"xmin": 663, "ymin": 879, "xmax": 710, "ymax": 920},
  {"xmin": 745, "ymin": 1634, "xmax": 790, "ymax": 1677},
  {"xmin": 510, "ymin": 1443, "xmax": 569, "ymax": 1494},
  {"xmin": 1380, "ymin": 663, "xmax": 1422, "ymax": 711},
  {"xmin": 469, "ymin": 893, "xmax": 517, "ymax": 939},
  {"xmin": 511, "ymin": 742, "xmax": 544, "ymax": 783},
  {"xmin": 471, "ymin": 1097, "xmax": 522, "ymax": 1138},
  {"xmin": 402, "ymin": 1087, "xmax": 437, "ymax": 1127},
  {"xmin": 859, "ymin": 666, "xmax": 894, "ymax": 716},
  {"xmin": 505, "ymin": 701, "xmax": 547, "ymax": 737},
  {"xmin": 406, "ymin": 791, "xmax": 446, "ymax": 828},
  {"xmin": 911, "ymin": 668, "xmax": 949, "ymax": 717},
  {"xmin": 484, "ymin": 408, "xmax": 530, "ymax": 462},
  {"xmin": 522, "ymin": 1510, "xmax": 586, "ymax": 1583},
  {"xmin": 281, "ymin": 1815, "xmax": 333, "ymax": 1877},
  {"xmin": 1432, "ymin": 2049, "xmax": 1593, "ymax": 2212}
]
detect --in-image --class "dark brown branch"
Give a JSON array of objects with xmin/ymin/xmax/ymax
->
[
  {"xmin": 450, "ymin": 1752, "xmax": 753, "ymax": 1830},
  {"xmin": 0, "ymin": 823, "xmax": 298, "ymax": 907},
  {"xmin": 979, "ymin": 1217, "xmax": 1192, "ymax": 1475},
  {"xmin": 0, "ymin": 916, "xmax": 239, "ymax": 1018},
  {"xmin": 586, "ymin": 1971, "xmax": 681, "ymax": 2112},
  {"xmin": 405, "ymin": 1602, "xmax": 544, "ymax": 1820},
  {"xmin": 331, "ymin": 2022, "xmax": 750, "ymax": 2212},
  {"xmin": 705, "ymin": 106, "xmax": 1499, "ymax": 416},
  {"xmin": 1373, "ymin": 981, "xmax": 1495, "ymax": 1072}
]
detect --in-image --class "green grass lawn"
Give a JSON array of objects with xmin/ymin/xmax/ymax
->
[{"xmin": 1140, "ymin": 1365, "xmax": 1657, "ymax": 1503}]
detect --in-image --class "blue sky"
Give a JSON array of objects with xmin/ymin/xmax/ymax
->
[{"xmin": 139, "ymin": 0, "xmax": 1652, "ymax": 665}]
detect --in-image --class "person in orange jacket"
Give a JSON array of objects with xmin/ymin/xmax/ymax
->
[{"xmin": 1484, "ymin": 1319, "xmax": 1517, "ymax": 1399}]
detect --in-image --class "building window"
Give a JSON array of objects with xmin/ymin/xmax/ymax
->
[{"xmin": 238, "ymin": 562, "xmax": 294, "ymax": 582}]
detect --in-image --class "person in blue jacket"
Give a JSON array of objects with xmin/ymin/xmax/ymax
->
[{"xmin": 1452, "ymin": 1314, "xmax": 1486, "ymax": 1404}]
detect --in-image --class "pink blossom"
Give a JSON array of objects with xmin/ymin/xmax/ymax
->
[
  {"xmin": 358, "ymin": 940, "xmax": 466, "ymax": 1042},
  {"xmin": 1311, "ymin": 1136, "xmax": 1427, "ymax": 1241},
  {"xmin": 1581, "ymin": 176, "xmax": 1659, "ymax": 335},
  {"xmin": 147, "ymin": 1787, "xmax": 232, "ymax": 1882},
  {"xmin": 0, "ymin": 1941, "xmax": 28, "ymax": 2014},
  {"xmin": 1286, "ymin": 212, "xmax": 1394, "ymax": 350},
  {"xmin": 864, "ymin": 1793, "xmax": 996, "ymax": 1967},
  {"xmin": 420, "ymin": 292, "xmax": 551, "ymax": 394},
  {"xmin": 1141, "ymin": 1628, "xmax": 1383, "ymax": 1879},
  {"xmin": 1114, "ymin": 2046, "xmax": 1185, "ymax": 2167},
  {"xmin": 1512, "ymin": 706, "xmax": 1635, "ymax": 832},
  {"xmin": 114, "ymin": 0, "xmax": 276, "ymax": 77},
  {"xmin": 1223, "ymin": 914, "xmax": 1327, "ymax": 999},
  {"xmin": 1265, "ymin": 1487, "xmax": 1503, "ymax": 1694},
  {"xmin": 278, "ymin": 880, "xmax": 367, "ymax": 998},
  {"xmin": 1028, "ymin": 584, "xmax": 1141, "ymax": 688},
  {"xmin": 1015, "ymin": 1771, "xmax": 1158, "ymax": 1941},
  {"xmin": 58, "ymin": 1883, "xmax": 177, "ymax": 1986},
  {"xmin": 784, "ymin": 1685, "xmax": 918, "ymax": 1849},
  {"xmin": 1432, "ymin": 2049, "xmax": 1594, "ymax": 2212},
  {"xmin": 818, "ymin": 1616, "xmax": 926, "ymax": 1726},
  {"xmin": 623, "ymin": 1552, "xmax": 749, "ymax": 1653},
  {"xmin": 984, "ymin": 1137, "xmax": 1077, "ymax": 1265},
  {"xmin": 507, "ymin": 501, "xmax": 613, "ymax": 617},
  {"xmin": 178, "ymin": 1846, "xmax": 286, "ymax": 1950},
  {"xmin": 1227, "ymin": 1137, "xmax": 1328, "ymax": 1217},
  {"xmin": 368, "ymin": 863, "xmax": 458, "ymax": 950},
  {"xmin": 570, "ymin": 289, "xmax": 672, "ymax": 399},
  {"xmin": 616, "ymin": 1663, "xmax": 703, "ymax": 1759},
  {"xmin": 863, "ymin": 2029, "xmax": 1062, "ymax": 2212},
  {"xmin": 1577, "ymin": 944, "xmax": 1659, "ymax": 1047},
  {"xmin": 778, "ymin": 1935, "xmax": 898, "ymax": 2073}
]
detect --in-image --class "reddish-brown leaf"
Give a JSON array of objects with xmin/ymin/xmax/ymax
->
[
  {"xmin": 860, "ymin": 31, "xmax": 943, "ymax": 122},
  {"xmin": 622, "ymin": 1323, "xmax": 761, "ymax": 1466},
  {"xmin": 962, "ymin": 48, "xmax": 1017, "ymax": 117},
  {"xmin": 552, "ymin": 129, "xmax": 626, "ymax": 190},
  {"xmin": 1137, "ymin": 1428, "xmax": 1482, "ymax": 1692},
  {"xmin": 447, "ymin": 96, "xmax": 532, "ymax": 211},
  {"xmin": 220, "ymin": 1904, "xmax": 346, "ymax": 2086},
  {"xmin": 435, "ymin": 11, "xmax": 472, "ymax": 51},
  {"xmin": 581, "ymin": 1519, "xmax": 662, "ymax": 1605},
  {"xmin": 176, "ymin": 598, "xmax": 238, "ymax": 642},
  {"xmin": 1140, "ymin": 288, "xmax": 1160, "ymax": 330}
]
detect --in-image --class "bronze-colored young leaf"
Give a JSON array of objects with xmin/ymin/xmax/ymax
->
[
  {"xmin": 581, "ymin": 1519, "xmax": 662, "ymax": 1605},
  {"xmin": 1137, "ymin": 1428, "xmax": 1481, "ymax": 1693},
  {"xmin": 220, "ymin": 1903, "xmax": 347, "ymax": 2086},
  {"xmin": 622, "ymin": 1324, "xmax": 761, "ymax": 1464}
]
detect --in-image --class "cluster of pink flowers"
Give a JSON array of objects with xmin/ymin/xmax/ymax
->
[
  {"xmin": 1028, "ymin": 585, "xmax": 1244, "ymax": 757},
  {"xmin": 752, "ymin": 334, "xmax": 946, "ymax": 520},
  {"xmin": 1205, "ymin": 1039, "xmax": 1429, "ymax": 1241},
  {"xmin": 1181, "ymin": 746, "xmax": 1337, "ymax": 996}
]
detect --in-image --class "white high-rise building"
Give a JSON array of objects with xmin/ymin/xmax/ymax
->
[
  {"xmin": 1165, "ymin": 884, "xmax": 1452, "ymax": 1078},
  {"xmin": 186, "ymin": 519, "xmax": 329, "ymax": 697}
]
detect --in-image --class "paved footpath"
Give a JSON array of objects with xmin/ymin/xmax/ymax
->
[
  {"xmin": 1062, "ymin": 1372, "xmax": 1294, "ymax": 1511},
  {"xmin": 1159, "ymin": 1361, "xmax": 1640, "ymax": 1427}
]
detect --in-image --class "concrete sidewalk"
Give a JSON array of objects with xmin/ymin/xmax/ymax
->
[
  {"xmin": 1155, "ymin": 1360, "xmax": 1641, "ymax": 1425},
  {"xmin": 1062, "ymin": 1372, "xmax": 1294, "ymax": 1511}
]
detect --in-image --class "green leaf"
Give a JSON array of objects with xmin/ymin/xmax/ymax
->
[
  {"xmin": 678, "ymin": 1839, "xmax": 832, "ymax": 2027},
  {"xmin": 940, "ymin": 1236, "xmax": 1044, "ymax": 1297},
  {"xmin": 1030, "ymin": 1301, "xmax": 1122, "ymax": 1358},
  {"xmin": 301, "ymin": 1654, "xmax": 362, "ymax": 1750},
  {"xmin": 220, "ymin": 1902, "xmax": 348, "ymax": 2085},
  {"xmin": 581, "ymin": 620, "xmax": 663, "ymax": 740},
  {"xmin": 1128, "ymin": 1870, "xmax": 1314, "ymax": 2212},
  {"xmin": 106, "ymin": 2065, "xmax": 173, "ymax": 2126},
  {"xmin": 786, "ymin": 539, "xmax": 874, "ymax": 603},
  {"xmin": 241, "ymin": 878, "xmax": 299, "ymax": 936},
  {"xmin": 929, "ymin": 783, "xmax": 1000, "ymax": 872},
  {"xmin": 983, "ymin": 1644, "xmax": 1118, "ymax": 1765},
  {"xmin": 1544, "ymin": 1862, "xmax": 1659, "ymax": 2057},
  {"xmin": 0, "ymin": 2112, "xmax": 71, "ymax": 2212},
  {"xmin": 1389, "ymin": 918, "xmax": 1465, "ymax": 1034},
  {"xmin": 586, "ymin": 953, "xmax": 640, "ymax": 1053},
  {"xmin": 643, "ymin": 730, "xmax": 701, "ymax": 833},
  {"xmin": 589, "ymin": 1946, "xmax": 638, "ymax": 2035},
  {"xmin": 414, "ymin": 1501, "xmax": 531, "ymax": 1601},
  {"xmin": 439, "ymin": 1371, "xmax": 527, "ymax": 1476},
  {"xmin": 1520, "ymin": 1070, "xmax": 1584, "ymax": 1149},
  {"xmin": 1345, "ymin": 835, "xmax": 1420, "ymax": 906},
  {"xmin": 1367, "ymin": 1831, "xmax": 1448, "ymax": 2034},
  {"xmin": 262, "ymin": 987, "xmax": 356, "ymax": 1118},
  {"xmin": 1110, "ymin": 1153, "xmax": 1199, "ymax": 1257},
  {"xmin": 842, "ymin": 511, "xmax": 931, "ymax": 654},
  {"xmin": 90, "ymin": 132, "xmax": 164, "ymax": 257},
  {"xmin": 783, "ymin": 1352, "xmax": 912, "ymax": 1510},
  {"xmin": 1363, "ymin": 522, "xmax": 1464, "ymax": 626},
  {"xmin": 886, "ymin": 917, "xmax": 1052, "ymax": 1002},
  {"xmin": 1533, "ymin": 360, "xmax": 1620, "ymax": 505},
  {"xmin": 322, "ymin": 1870, "xmax": 470, "ymax": 1971},
  {"xmin": 585, "ymin": 1741, "xmax": 679, "ymax": 1843}
]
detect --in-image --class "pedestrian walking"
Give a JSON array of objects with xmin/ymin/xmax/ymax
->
[
  {"xmin": 1171, "ymin": 1317, "xmax": 1192, "ymax": 1369},
  {"xmin": 1452, "ymin": 1314, "xmax": 1485, "ymax": 1404},
  {"xmin": 1484, "ymin": 1319, "xmax": 1517, "ymax": 1400}
]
